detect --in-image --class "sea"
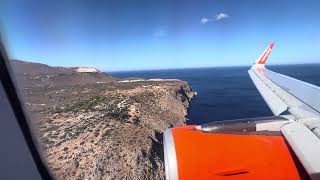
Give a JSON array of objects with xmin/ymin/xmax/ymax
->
[{"xmin": 110, "ymin": 64, "xmax": 320, "ymax": 125}]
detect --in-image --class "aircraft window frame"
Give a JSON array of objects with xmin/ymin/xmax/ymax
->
[{"xmin": 0, "ymin": 36, "xmax": 53, "ymax": 180}]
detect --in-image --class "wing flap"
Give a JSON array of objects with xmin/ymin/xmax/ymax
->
[
  {"xmin": 264, "ymin": 69, "xmax": 320, "ymax": 113},
  {"xmin": 248, "ymin": 69, "xmax": 288, "ymax": 115},
  {"xmin": 281, "ymin": 122, "xmax": 320, "ymax": 179},
  {"xmin": 250, "ymin": 67, "xmax": 320, "ymax": 118}
]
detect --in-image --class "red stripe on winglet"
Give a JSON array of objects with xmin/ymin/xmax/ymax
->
[{"xmin": 257, "ymin": 43, "xmax": 275, "ymax": 64}]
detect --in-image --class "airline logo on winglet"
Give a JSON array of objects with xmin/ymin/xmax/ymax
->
[{"xmin": 255, "ymin": 43, "xmax": 275, "ymax": 65}]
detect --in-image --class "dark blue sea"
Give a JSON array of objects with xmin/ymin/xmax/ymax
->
[{"xmin": 110, "ymin": 64, "xmax": 320, "ymax": 125}]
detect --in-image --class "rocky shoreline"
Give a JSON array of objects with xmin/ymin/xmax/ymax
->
[{"xmin": 15, "ymin": 60, "xmax": 196, "ymax": 179}]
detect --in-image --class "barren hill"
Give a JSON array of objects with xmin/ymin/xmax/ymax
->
[
  {"xmin": 13, "ymin": 60, "xmax": 196, "ymax": 179},
  {"xmin": 11, "ymin": 60, "xmax": 115, "ymax": 87}
]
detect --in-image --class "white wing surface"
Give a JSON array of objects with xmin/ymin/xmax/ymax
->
[
  {"xmin": 248, "ymin": 43, "xmax": 320, "ymax": 179},
  {"xmin": 248, "ymin": 43, "xmax": 320, "ymax": 119}
]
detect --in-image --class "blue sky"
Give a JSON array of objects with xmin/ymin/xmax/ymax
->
[{"xmin": 1, "ymin": 0, "xmax": 320, "ymax": 71}]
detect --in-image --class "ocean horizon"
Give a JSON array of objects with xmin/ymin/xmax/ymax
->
[{"xmin": 110, "ymin": 64, "xmax": 320, "ymax": 125}]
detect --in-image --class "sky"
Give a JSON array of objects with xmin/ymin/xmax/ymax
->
[{"xmin": 1, "ymin": 0, "xmax": 320, "ymax": 71}]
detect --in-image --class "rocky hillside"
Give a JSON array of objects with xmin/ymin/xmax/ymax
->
[{"xmin": 14, "ymin": 60, "xmax": 196, "ymax": 179}]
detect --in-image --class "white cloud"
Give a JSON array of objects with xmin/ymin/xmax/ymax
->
[
  {"xmin": 200, "ymin": 17, "xmax": 209, "ymax": 24},
  {"xmin": 215, "ymin": 13, "xmax": 229, "ymax": 21},
  {"xmin": 200, "ymin": 13, "xmax": 229, "ymax": 24}
]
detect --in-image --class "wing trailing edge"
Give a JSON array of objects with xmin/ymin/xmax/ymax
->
[{"xmin": 248, "ymin": 70, "xmax": 288, "ymax": 115}]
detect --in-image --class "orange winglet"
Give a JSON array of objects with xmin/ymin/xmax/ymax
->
[
  {"xmin": 255, "ymin": 42, "xmax": 274, "ymax": 65},
  {"xmin": 171, "ymin": 126, "xmax": 309, "ymax": 180}
]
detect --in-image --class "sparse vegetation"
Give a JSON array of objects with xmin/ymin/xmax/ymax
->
[
  {"xmin": 21, "ymin": 66, "xmax": 194, "ymax": 179},
  {"xmin": 49, "ymin": 96, "xmax": 108, "ymax": 113}
]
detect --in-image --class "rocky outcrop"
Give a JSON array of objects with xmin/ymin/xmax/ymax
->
[
  {"xmin": 75, "ymin": 67, "xmax": 101, "ymax": 73},
  {"xmin": 18, "ymin": 61, "xmax": 195, "ymax": 180}
]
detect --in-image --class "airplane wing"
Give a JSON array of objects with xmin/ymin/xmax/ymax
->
[
  {"xmin": 248, "ymin": 43, "xmax": 320, "ymax": 179},
  {"xmin": 163, "ymin": 43, "xmax": 320, "ymax": 180},
  {"xmin": 248, "ymin": 43, "xmax": 320, "ymax": 119}
]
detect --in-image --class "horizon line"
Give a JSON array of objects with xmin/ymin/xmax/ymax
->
[
  {"xmin": 10, "ymin": 59, "xmax": 320, "ymax": 73},
  {"xmin": 107, "ymin": 62, "xmax": 320, "ymax": 73}
]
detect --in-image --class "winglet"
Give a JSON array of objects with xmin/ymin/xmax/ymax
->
[{"xmin": 254, "ymin": 43, "xmax": 275, "ymax": 66}]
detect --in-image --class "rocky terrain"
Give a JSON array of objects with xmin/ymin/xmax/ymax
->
[
  {"xmin": 11, "ymin": 60, "xmax": 116, "ymax": 87},
  {"xmin": 13, "ymin": 60, "xmax": 195, "ymax": 179}
]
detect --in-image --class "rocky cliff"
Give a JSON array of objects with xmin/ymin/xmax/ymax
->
[{"xmin": 15, "ymin": 60, "xmax": 195, "ymax": 179}]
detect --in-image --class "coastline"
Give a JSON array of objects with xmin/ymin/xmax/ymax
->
[{"xmin": 23, "ymin": 79, "xmax": 195, "ymax": 179}]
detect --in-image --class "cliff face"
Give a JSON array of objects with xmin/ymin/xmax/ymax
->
[{"xmin": 18, "ymin": 63, "xmax": 195, "ymax": 179}]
